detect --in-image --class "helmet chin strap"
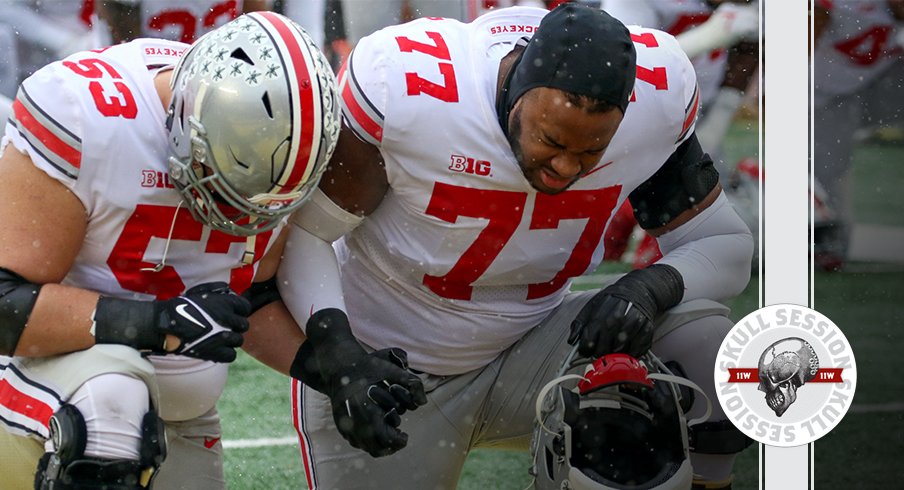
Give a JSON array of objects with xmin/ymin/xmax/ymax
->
[
  {"xmin": 139, "ymin": 199, "xmax": 259, "ymax": 273},
  {"xmin": 140, "ymin": 200, "xmax": 184, "ymax": 273},
  {"xmin": 242, "ymin": 233, "xmax": 257, "ymax": 265},
  {"xmin": 535, "ymin": 373, "xmax": 588, "ymax": 436}
]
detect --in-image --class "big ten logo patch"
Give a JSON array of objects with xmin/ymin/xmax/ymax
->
[
  {"xmin": 449, "ymin": 155, "xmax": 492, "ymax": 176},
  {"xmin": 141, "ymin": 170, "xmax": 175, "ymax": 189},
  {"xmin": 714, "ymin": 304, "xmax": 856, "ymax": 447}
]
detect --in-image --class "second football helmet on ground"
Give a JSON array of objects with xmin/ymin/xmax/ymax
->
[{"xmin": 531, "ymin": 350, "xmax": 711, "ymax": 489}]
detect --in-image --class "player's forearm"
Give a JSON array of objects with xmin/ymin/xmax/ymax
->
[
  {"xmin": 244, "ymin": 300, "xmax": 307, "ymax": 377},
  {"xmin": 12, "ymin": 283, "xmax": 99, "ymax": 357},
  {"xmin": 656, "ymin": 193, "xmax": 754, "ymax": 302},
  {"xmin": 11, "ymin": 283, "xmax": 186, "ymax": 358},
  {"xmin": 277, "ymin": 215, "xmax": 353, "ymax": 329}
]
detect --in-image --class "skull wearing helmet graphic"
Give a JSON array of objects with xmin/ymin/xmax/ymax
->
[{"xmin": 757, "ymin": 338, "xmax": 820, "ymax": 417}]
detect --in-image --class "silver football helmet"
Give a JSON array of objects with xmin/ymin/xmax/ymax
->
[
  {"xmin": 530, "ymin": 350, "xmax": 711, "ymax": 490},
  {"xmin": 166, "ymin": 11, "xmax": 340, "ymax": 236}
]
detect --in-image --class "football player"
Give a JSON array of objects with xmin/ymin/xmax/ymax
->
[
  {"xmin": 0, "ymin": 12, "xmax": 338, "ymax": 489},
  {"xmin": 261, "ymin": 4, "xmax": 755, "ymax": 489},
  {"xmin": 812, "ymin": 0, "xmax": 904, "ymax": 270}
]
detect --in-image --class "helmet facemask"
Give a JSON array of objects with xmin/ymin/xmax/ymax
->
[{"xmin": 166, "ymin": 12, "xmax": 340, "ymax": 237}]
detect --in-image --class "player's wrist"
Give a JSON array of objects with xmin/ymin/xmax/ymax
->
[
  {"xmin": 289, "ymin": 340, "xmax": 327, "ymax": 393},
  {"xmin": 303, "ymin": 308, "xmax": 368, "ymax": 385},
  {"xmin": 92, "ymin": 296, "xmax": 167, "ymax": 352},
  {"xmin": 605, "ymin": 264, "xmax": 685, "ymax": 318}
]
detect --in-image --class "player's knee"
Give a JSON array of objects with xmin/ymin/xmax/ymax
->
[
  {"xmin": 69, "ymin": 373, "xmax": 150, "ymax": 460},
  {"xmin": 35, "ymin": 403, "xmax": 166, "ymax": 489},
  {"xmin": 653, "ymin": 305, "xmax": 754, "ymax": 476}
]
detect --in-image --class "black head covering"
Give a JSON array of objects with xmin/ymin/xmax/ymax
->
[{"xmin": 496, "ymin": 3, "xmax": 637, "ymax": 136}]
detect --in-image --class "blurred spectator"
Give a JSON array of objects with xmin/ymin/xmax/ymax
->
[
  {"xmin": 0, "ymin": 0, "xmax": 96, "ymax": 99},
  {"xmin": 93, "ymin": 0, "xmax": 273, "ymax": 44},
  {"xmin": 812, "ymin": 0, "xmax": 904, "ymax": 270}
]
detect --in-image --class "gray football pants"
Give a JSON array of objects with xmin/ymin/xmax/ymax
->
[{"xmin": 292, "ymin": 290, "xmax": 734, "ymax": 489}]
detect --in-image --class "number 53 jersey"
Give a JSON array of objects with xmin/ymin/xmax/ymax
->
[
  {"xmin": 338, "ymin": 6, "xmax": 700, "ymax": 375},
  {"xmin": 4, "ymin": 39, "xmax": 277, "ymax": 302}
]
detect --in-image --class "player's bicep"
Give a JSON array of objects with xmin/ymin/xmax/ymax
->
[
  {"xmin": 0, "ymin": 144, "xmax": 87, "ymax": 283},
  {"xmin": 628, "ymin": 133, "xmax": 720, "ymax": 236},
  {"xmin": 318, "ymin": 123, "xmax": 388, "ymax": 217}
]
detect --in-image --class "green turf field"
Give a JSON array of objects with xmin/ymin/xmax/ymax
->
[{"xmin": 217, "ymin": 121, "xmax": 904, "ymax": 488}]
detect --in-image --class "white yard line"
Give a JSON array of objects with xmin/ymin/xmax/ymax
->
[
  {"xmin": 222, "ymin": 402, "xmax": 904, "ymax": 449},
  {"xmin": 223, "ymin": 436, "xmax": 298, "ymax": 449}
]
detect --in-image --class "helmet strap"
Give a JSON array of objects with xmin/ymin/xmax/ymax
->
[{"xmin": 242, "ymin": 235, "xmax": 257, "ymax": 265}]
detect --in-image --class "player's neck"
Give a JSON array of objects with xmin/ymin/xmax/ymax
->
[
  {"xmin": 154, "ymin": 69, "xmax": 175, "ymax": 113},
  {"xmin": 496, "ymin": 45, "xmax": 525, "ymax": 103}
]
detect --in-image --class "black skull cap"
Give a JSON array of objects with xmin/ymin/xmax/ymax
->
[{"xmin": 507, "ymin": 3, "xmax": 636, "ymax": 114}]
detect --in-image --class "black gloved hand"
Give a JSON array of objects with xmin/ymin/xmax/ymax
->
[
  {"xmin": 568, "ymin": 264, "xmax": 684, "ymax": 358},
  {"xmin": 291, "ymin": 342, "xmax": 414, "ymax": 396},
  {"xmin": 302, "ymin": 309, "xmax": 427, "ymax": 457},
  {"xmin": 158, "ymin": 282, "xmax": 251, "ymax": 362},
  {"xmin": 94, "ymin": 282, "xmax": 251, "ymax": 363}
]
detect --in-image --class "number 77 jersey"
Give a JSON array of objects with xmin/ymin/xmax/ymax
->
[{"xmin": 337, "ymin": 6, "xmax": 700, "ymax": 375}]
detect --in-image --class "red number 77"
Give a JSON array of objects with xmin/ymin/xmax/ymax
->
[{"xmin": 423, "ymin": 183, "xmax": 621, "ymax": 301}]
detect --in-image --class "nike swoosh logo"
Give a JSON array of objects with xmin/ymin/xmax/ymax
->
[
  {"xmin": 175, "ymin": 304, "xmax": 208, "ymax": 330},
  {"xmin": 581, "ymin": 160, "xmax": 614, "ymax": 178},
  {"xmin": 204, "ymin": 437, "xmax": 221, "ymax": 449}
]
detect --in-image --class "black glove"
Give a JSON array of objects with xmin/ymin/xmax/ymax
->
[
  {"xmin": 158, "ymin": 282, "xmax": 251, "ymax": 362},
  {"xmin": 291, "ymin": 342, "xmax": 413, "ymax": 395},
  {"xmin": 94, "ymin": 282, "xmax": 251, "ymax": 363},
  {"xmin": 568, "ymin": 264, "xmax": 683, "ymax": 358},
  {"xmin": 301, "ymin": 308, "xmax": 427, "ymax": 457}
]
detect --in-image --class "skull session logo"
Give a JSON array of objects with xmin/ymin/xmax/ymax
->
[{"xmin": 714, "ymin": 304, "xmax": 857, "ymax": 447}]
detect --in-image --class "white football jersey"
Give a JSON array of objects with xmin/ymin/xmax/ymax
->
[
  {"xmin": 338, "ymin": 6, "xmax": 699, "ymax": 374},
  {"xmin": 3, "ymin": 39, "xmax": 279, "ymax": 382},
  {"xmin": 814, "ymin": 0, "xmax": 903, "ymax": 102},
  {"xmin": 602, "ymin": 0, "xmax": 726, "ymax": 105}
]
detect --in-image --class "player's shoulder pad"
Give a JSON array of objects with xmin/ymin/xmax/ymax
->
[
  {"xmin": 8, "ymin": 57, "xmax": 90, "ymax": 181},
  {"xmin": 628, "ymin": 25, "xmax": 700, "ymax": 144},
  {"xmin": 339, "ymin": 17, "xmax": 466, "ymax": 147}
]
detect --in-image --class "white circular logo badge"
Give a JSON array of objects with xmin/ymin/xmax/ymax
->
[{"xmin": 714, "ymin": 304, "xmax": 857, "ymax": 447}]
